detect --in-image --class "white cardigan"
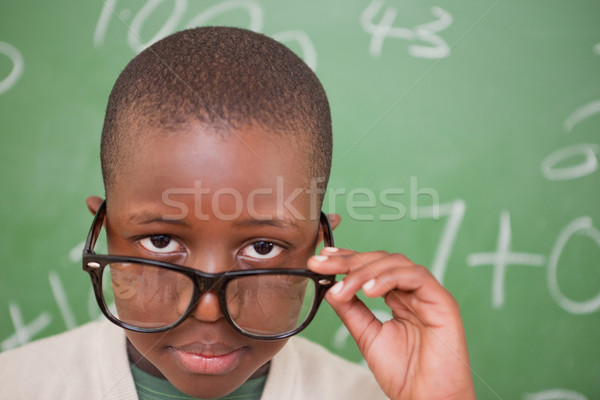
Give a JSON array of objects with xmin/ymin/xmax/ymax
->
[{"xmin": 0, "ymin": 321, "xmax": 388, "ymax": 399}]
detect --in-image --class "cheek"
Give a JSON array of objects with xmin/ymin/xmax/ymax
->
[
  {"xmin": 247, "ymin": 339, "xmax": 288, "ymax": 370},
  {"xmin": 126, "ymin": 331, "xmax": 171, "ymax": 363}
]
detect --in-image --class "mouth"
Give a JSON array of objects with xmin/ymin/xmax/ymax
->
[{"xmin": 170, "ymin": 343, "xmax": 244, "ymax": 375}]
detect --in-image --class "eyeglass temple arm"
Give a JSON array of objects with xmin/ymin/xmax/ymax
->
[
  {"xmin": 83, "ymin": 200, "xmax": 107, "ymax": 254},
  {"xmin": 319, "ymin": 211, "xmax": 335, "ymax": 248}
]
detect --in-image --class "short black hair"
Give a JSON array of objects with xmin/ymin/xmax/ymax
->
[{"xmin": 100, "ymin": 26, "xmax": 332, "ymax": 199}]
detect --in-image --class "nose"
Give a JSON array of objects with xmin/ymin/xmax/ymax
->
[
  {"xmin": 189, "ymin": 291, "xmax": 224, "ymax": 322},
  {"xmin": 176, "ymin": 284, "xmax": 224, "ymax": 322},
  {"xmin": 177, "ymin": 250, "xmax": 232, "ymax": 323}
]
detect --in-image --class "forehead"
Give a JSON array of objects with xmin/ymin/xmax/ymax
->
[{"xmin": 109, "ymin": 123, "xmax": 313, "ymax": 219}]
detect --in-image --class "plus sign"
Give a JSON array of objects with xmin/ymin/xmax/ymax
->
[
  {"xmin": 1, "ymin": 302, "xmax": 51, "ymax": 351},
  {"xmin": 467, "ymin": 210, "xmax": 546, "ymax": 308}
]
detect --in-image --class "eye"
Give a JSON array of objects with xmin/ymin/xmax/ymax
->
[
  {"xmin": 241, "ymin": 241, "xmax": 284, "ymax": 260},
  {"xmin": 138, "ymin": 235, "xmax": 183, "ymax": 254}
]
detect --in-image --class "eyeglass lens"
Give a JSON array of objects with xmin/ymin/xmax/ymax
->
[{"xmin": 101, "ymin": 262, "xmax": 317, "ymax": 337}]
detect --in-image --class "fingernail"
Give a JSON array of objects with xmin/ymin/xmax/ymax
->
[
  {"xmin": 362, "ymin": 279, "xmax": 376, "ymax": 291},
  {"xmin": 329, "ymin": 280, "xmax": 344, "ymax": 295},
  {"xmin": 312, "ymin": 255, "xmax": 328, "ymax": 262},
  {"xmin": 324, "ymin": 247, "xmax": 339, "ymax": 252}
]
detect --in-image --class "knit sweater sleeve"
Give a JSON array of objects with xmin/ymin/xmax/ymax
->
[{"xmin": 0, "ymin": 320, "xmax": 137, "ymax": 400}]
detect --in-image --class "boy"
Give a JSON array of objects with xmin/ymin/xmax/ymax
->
[{"xmin": 0, "ymin": 27, "xmax": 475, "ymax": 399}]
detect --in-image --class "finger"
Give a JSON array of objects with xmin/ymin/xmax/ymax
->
[
  {"xmin": 308, "ymin": 250, "xmax": 399, "ymax": 275},
  {"xmin": 323, "ymin": 253, "xmax": 416, "ymax": 302},
  {"xmin": 323, "ymin": 254, "xmax": 458, "ymax": 326},
  {"xmin": 325, "ymin": 292, "xmax": 383, "ymax": 350},
  {"xmin": 320, "ymin": 246, "xmax": 353, "ymax": 256},
  {"xmin": 361, "ymin": 263, "xmax": 445, "ymax": 302},
  {"xmin": 361, "ymin": 265, "xmax": 459, "ymax": 325}
]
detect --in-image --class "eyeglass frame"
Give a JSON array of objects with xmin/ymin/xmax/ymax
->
[{"xmin": 82, "ymin": 200, "xmax": 336, "ymax": 340}]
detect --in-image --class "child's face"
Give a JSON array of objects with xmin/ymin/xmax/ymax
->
[{"xmin": 101, "ymin": 123, "xmax": 322, "ymax": 398}]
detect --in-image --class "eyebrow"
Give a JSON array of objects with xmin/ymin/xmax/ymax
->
[
  {"xmin": 127, "ymin": 212, "xmax": 300, "ymax": 230},
  {"xmin": 231, "ymin": 218, "xmax": 301, "ymax": 231},
  {"xmin": 128, "ymin": 211, "xmax": 191, "ymax": 227}
]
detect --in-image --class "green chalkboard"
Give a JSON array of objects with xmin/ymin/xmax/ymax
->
[{"xmin": 1, "ymin": 1, "xmax": 599, "ymax": 399}]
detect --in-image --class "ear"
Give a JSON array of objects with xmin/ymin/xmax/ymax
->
[
  {"xmin": 326, "ymin": 213, "xmax": 341, "ymax": 231},
  {"xmin": 316, "ymin": 213, "xmax": 341, "ymax": 247},
  {"xmin": 85, "ymin": 196, "xmax": 104, "ymax": 215}
]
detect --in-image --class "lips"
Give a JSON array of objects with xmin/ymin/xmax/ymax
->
[{"xmin": 170, "ymin": 343, "xmax": 244, "ymax": 375}]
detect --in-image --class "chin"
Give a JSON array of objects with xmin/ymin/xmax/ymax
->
[{"xmin": 167, "ymin": 372, "xmax": 250, "ymax": 399}]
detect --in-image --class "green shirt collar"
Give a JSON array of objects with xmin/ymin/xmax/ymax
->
[{"xmin": 130, "ymin": 362, "xmax": 267, "ymax": 400}]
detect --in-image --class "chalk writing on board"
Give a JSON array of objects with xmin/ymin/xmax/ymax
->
[
  {"xmin": 93, "ymin": 0, "xmax": 117, "ymax": 47},
  {"xmin": 464, "ymin": 212, "xmax": 600, "ymax": 314},
  {"xmin": 69, "ymin": 241, "xmax": 85, "ymax": 263},
  {"xmin": 96, "ymin": 0, "xmax": 263, "ymax": 50},
  {"xmin": 0, "ymin": 41, "xmax": 24, "ymax": 95},
  {"xmin": 127, "ymin": 0, "xmax": 188, "ymax": 53},
  {"xmin": 93, "ymin": 0, "xmax": 317, "ymax": 70},
  {"xmin": 548, "ymin": 216, "xmax": 600, "ymax": 315},
  {"xmin": 541, "ymin": 47, "xmax": 600, "ymax": 181},
  {"xmin": 360, "ymin": 0, "xmax": 452, "ymax": 59},
  {"xmin": 271, "ymin": 30, "xmax": 317, "ymax": 71},
  {"xmin": 1, "ymin": 303, "xmax": 51, "ymax": 351},
  {"xmin": 49, "ymin": 271, "xmax": 77, "ymax": 330},
  {"xmin": 119, "ymin": 8, "xmax": 132, "ymax": 21},
  {"xmin": 541, "ymin": 143, "xmax": 600, "ymax": 181},
  {"xmin": 563, "ymin": 100, "xmax": 600, "ymax": 132},
  {"xmin": 416, "ymin": 199, "xmax": 465, "ymax": 285},
  {"xmin": 524, "ymin": 388, "xmax": 588, "ymax": 400},
  {"xmin": 1, "ymin": 268, "xmax": 115, "ymax": 351},
  {"xmin": 184, "ymin": 0, "xmax": 263, "ymax": 32},
  {"xmin": 467, "ymin": 211, "xmax": 546, "ymax": 308},
  {"xmin": 540, "ymin": 45, "xmax": 600, "ymax": 314}
]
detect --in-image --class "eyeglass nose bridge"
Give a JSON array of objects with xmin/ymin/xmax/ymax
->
[
  {"xmin": 190, "ymin": 271, "xmax": 229, "ymax": 298},
  {"xmin": 182, "ymin": 272, "xmax": 234, "ymax": 325}
]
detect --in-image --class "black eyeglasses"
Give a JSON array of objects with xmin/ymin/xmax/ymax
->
[{"xmin": 82, "ymin": 201, "xmax": 336, "ymax": 340}]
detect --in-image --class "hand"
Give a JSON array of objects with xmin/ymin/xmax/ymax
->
[{"xmin": 308, "ymin": 247, "xmax": 476, "ymax": 400}]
